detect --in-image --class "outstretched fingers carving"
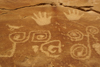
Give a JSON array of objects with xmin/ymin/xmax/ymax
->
[
  {"xmin": 32, "ymin": 12, "xmax": 52, "ymax": 26},
  {"xmin": 64, "ymin": 9, "xmax": 84, "ymax": 20}
]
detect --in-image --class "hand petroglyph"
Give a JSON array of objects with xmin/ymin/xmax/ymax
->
[
  {"xmin": 32, "ymin": 12, "xmax": 52, "ymax": 26},
  {"xmin": 64, "ymin": 9, "xmax": 84, "ymax": 20}
]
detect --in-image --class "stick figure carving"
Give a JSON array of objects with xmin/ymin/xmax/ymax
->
[{"xmin": 32, "ymin": 12, "xmax": 52, "ymax": 26}]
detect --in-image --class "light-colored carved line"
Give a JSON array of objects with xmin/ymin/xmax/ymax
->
[
  {"xmin": 40, "ymin": 40, "xmax": 62, "ymax": 58},
  {"xmin": 70, "ymin": 44, "xmax": 89, "ymax": 60},
  {"xmin": 2, "ymin": 30, "xmax": 51, "ymax": 57},
  {"xmin": 9, "ymin": 32, "xmax": 32, "ymax": 43},
  {"xmin": 32, "ymin": 45, "xmax": 39, "ymax": 53},
  {"xmin": 86, "ymin": 26, "xmax": 99, "ymax": 35},
  {"xmin": 0, "ymin": 43, "xmax": 16, "ymax": 57},
  {"xmin": 31, "ymin": 30, "xmax": 51, "ymax": 42},
  {"xmin": 67, "ymin": 29, "xmax": 84, "ymax": 41},
  {"xmin": 64, "ymin": 9, "xmax": 84, "ymax": 21},
  {"xmin": 70, "ymin": 26, "xmax": 98, "ymax": 60},
  {"xmin": 9, "ymin": 30, "xmax": 51, "ymax": 43}
]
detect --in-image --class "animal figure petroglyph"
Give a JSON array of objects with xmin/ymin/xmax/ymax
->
[
  {"xmin": 6, "ymin": 24, "xmax": 23, "ymax": 31},
  {"xmin": 64, "ymin": 10, "xmax": 84, "ymax": 20},
  {"xmin": 32, "ymin": 12, "xmax": 52, "ymax": 26}
]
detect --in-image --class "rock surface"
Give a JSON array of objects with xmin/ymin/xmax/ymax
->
[{"xmin": 0, "ymin": 0, "xmax": 100, "ymax": 67}]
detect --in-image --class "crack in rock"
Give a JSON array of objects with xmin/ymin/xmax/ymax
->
[{"xmin": 0, "ymin": 2, "xmax": 100, "ymax": 16}]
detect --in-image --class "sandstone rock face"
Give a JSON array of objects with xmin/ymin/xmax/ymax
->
[{"xmin": 0, "ymin": 0, "xmax": 100, "ymax": 67}]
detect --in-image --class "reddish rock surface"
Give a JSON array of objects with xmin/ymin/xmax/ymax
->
[{"xmin": 0, "ymin": 0, "xmax": 100, "ymax": 67}]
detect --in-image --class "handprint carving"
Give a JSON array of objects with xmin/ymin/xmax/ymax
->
[
  {"xmin": 64, "ymin": 10, "xmax": 84, "ymax": 20},
  {"xmin": 32, "ymin": 12, "xmax": 52, "ymax": 26}
]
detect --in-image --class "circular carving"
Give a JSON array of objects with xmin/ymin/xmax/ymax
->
[{"xmin": 67, "ymin": 29, "xmax": 84, "ymax": 41}]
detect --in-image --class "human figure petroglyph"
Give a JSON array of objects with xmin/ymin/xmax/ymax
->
[
  {"xmin": 67, "ymin": 29, "xmax": 84, "ymax": 41},
  {"xmin": 6, "ymin": 24, "xmax": 23, "ymax": 31},
  {"xmin": 40, "ymin": 40, "xmax": 62, "ymax": 58},
  {"xmin": 64, "ymin": 9, "xmax": 84, "ymax": 20},
  {"xmin": 32, "ymin": 12, "xmax": 52, "ymax": 26}
]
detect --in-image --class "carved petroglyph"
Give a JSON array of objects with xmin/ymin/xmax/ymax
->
[
  {"xmin": 86, "ymin": 26, "xmax": 99, "ymax": 42},
  {"xmin": 93, "ymin": 44, "xmax": 100, "ymax": 55},
  {"xmin": 70, "ymin": 44, "xmax": 90, "ymax": 60},
  {"xmin": 0, "ymin": 30, "xmax": 51, "ymax": 57},
  {"xmin": 64, "ymin": 10, "xmax": 84, "ymax": 20},
  {"xmin": 32, "ymin": 45, "xmax": 39, "ymax": 53},
  {"xmin": 32, "ymin": 30, "xmax": 51, "ymax": 42},
  {"xmin": 40, "ymin": 40, "xmax": 62, "ymax": 58},
  {"xmin": 0, "ymin": 43, "xmax": 16, "ymax": 57},
  {"xmin": 6, "ymin": 24, "xmax": 23, "ymax": 31},
  {"xmin": 32, "ymin": 12, "xmax": 52, "ymax": 26},
  {"xmin": 86, "ymin": 26, "xmax": 99, "ymax": 35},
  {"xmin": 92, "ymin": 43, "xmax": 100, "ymax": 55},
  {"xmin": 67, "ymin": 29, "xmax": 84, "ymax": 41},
  {"xmin": 70, "ymin": 26, "xmax": 99, "ymax": 60},
  {"xmin": 68, "ymin": 64, "xmax": 75, "ymax": 67},
  {"xmin": 9, "ymin": 32, "xmax": 27, "ymax": 43},
  {"xmin": 9, "ymin": 30, "xmax": 51, "ymax": 43}
]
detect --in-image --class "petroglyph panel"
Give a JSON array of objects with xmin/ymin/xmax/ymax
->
[{"xmin": 0, "ymin": 0, "xmax": 100, "ymax": 67}]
